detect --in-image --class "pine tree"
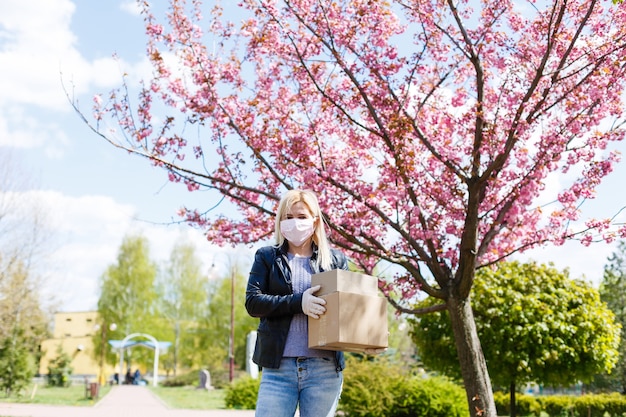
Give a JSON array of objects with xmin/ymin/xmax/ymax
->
[
  {"xmin": 598, "ymin": 241, "xmax": 626, "ymax": 393},
  {"xmin": 0, "ymin": 327, "xmax": 35, "ymax": 397}
]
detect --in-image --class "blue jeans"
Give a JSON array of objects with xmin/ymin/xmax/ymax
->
[{"xmin": 255, "ymin": 357, "xmax": 343, "ymax": 417}]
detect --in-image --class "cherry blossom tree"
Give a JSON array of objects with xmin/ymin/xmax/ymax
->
[{"xmin": 74, "ymin": 1, "xmax": 626, "ymax": 415}]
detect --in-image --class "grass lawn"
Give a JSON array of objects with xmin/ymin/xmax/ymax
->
[
  {"xmin": 0, "ymin": 384, "xmax": 111, "ymax": 407},
  {"xmin": 0, "ymin": 383, "xmax": 227, "ymax": 410}
]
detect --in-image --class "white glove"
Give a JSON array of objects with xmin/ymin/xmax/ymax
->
[{"xmin": 302, "ymin": 285, "xmax": 326, "ymax": 319}]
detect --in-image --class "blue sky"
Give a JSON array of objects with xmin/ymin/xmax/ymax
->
[
  {"xmin": 0, "ymin": 0, "xmax": 248, "ymax": 312},
  {"xmin": 0, "ymin": 1, "xmax": 624, "ymax": 312}
]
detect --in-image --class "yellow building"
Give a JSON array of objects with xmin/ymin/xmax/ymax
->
[{"xmin": 38, "ymin": 311, "xmax": 116, "ymax": 383}]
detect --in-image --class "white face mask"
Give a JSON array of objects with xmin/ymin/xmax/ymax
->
[{"xmin": 280, "ymin": 218, "xmax": 315, "ymax": 246}]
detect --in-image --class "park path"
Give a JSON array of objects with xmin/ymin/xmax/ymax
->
[{"xmin": 0, "ymin": 385, "xmax": 255, "ymax": 417}]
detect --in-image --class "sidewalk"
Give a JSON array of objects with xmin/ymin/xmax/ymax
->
[{"xmin": 0, "ymin": 385, "xmax": 256, "ymax": 417}]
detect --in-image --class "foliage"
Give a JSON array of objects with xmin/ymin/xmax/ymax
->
[
  {"xmin": 224, "ymin": 376, "xmax": 259, "ymax": 410},
  {"xmin": 0, "ymin": 155, "xmax": 51, "ymax": 384},
  {"xmin": 495, "ymin": 391, "xmax": 626, "ymax": 417},
  {"xmin": 78, "ymin": 1, "xmax": 626, "ymax": 415},
  {"xmin": 535, "ymin": 393, "xmax": 626, "ymax": 417},
  {"xmin": 0, "ymin": 151, "xmax": 52, "ymax": 351},
  {"xmin": 493, "ymin": 391, "xmax": 542, "ymax": 417},
  {"xmin": 339, "ymin": 358, "xmax": 403, "ymax": 416},
  {"xmin": 195, "ymin": 264, "xmax": 257, "ymax": 380},
  {"xmin": 155, "ymin": 239, "xmax": 210, "ymax": 376},
  {"xmin": 46, "ymin": 344, "xmax": 73, "ymax": 388},
  {"xmin": 410, "ymin": 261, "xmax": 620, "ymax": 397},
  {"xmin": 96, "ymin": 234, "xmax": 258, "ymax": 380},
  {"xmin": 392, "ymin": 376, "xmax": 469, "ymax": 417},
  {"xmin": 0, "ymin": 258, "xmax": 49, "ymax": 394},
  {"xmin": 0, "ymin": 327, "xmax": 36, "ymax": 397},
  {"xmin": 338, "ymin": 357, "xmax": 467, "ymax": 417},
  {"xmin": 476, "ymin": 262, "xmax": 619, "ymax": 388},
  {"xmin": 160, "ymin": 369, "xmax": 201, "ymax": 387},
  {"xmin": 597, "ymin": 240, "xmax": 626, "ymax": 393},
  {"xmin": 97, "ymin": 233, "xmax": 159, "ymax": 369}
]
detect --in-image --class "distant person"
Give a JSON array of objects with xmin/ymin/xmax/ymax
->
[
  {"xmin": 133, "ymin": 369, "xmax": 141, "ymax": 385},
  {"xmin": 125, "ymin": 368, "xmax": 132, "ymax": 385}
]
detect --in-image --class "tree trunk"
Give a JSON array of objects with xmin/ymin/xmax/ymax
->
[
  {"xmin": 510, "ymin": 381, "xmax": 516, "ymax": 417},
  {"xmin": 447, "ymin": 294, "xmax": 497, "ymax": 417}
]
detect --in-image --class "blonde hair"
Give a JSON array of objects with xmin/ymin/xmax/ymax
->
[{"xmin": 275, "ymin": 189, "xmax": 333, "ymax": 271}]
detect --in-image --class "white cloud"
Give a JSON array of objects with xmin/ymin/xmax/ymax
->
[
  {"xmin": 120, "ymin": 1, "xmax": 142, "ymax": 16},
  {"xmin": 7, "ymin": 190, "xmax": 247, "ymax": 312},
  {"xmin": 0, "ymin": 0, "xmax": 77, "ymax": 109},
  {"xmin": 0, "ymin": 105, "xmax": 70, "ymax": 156},
  {"xmin": 0, "ymin": 0, "xmax": 149, "ymax": 150},
  {"xmin": 11, "ymin": 190, "xmax": 134, "ymax": 311}
]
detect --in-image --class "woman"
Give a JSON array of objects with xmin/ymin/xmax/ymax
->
[{"xmin": 246, "ymin": 189, "xmax": 348, "ymax": 417}]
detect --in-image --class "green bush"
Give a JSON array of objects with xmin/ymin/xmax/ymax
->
[
  {"xmin": 494, "ymin": 391, "xmax": 626, "ymax": 417},
  {"xmin": 160, "ymin": 370, "xmax": 200, "ymax": 387},
  {"xmin": 494, "ymin": 391, "xmax": 542, "ymax": 416},
  {"xmin": 339, "ymin": 358, "xmax": 403, "ymax": 416},
  {"xmin": 582, "ymin": 392, "xmax": 626, "ymax": 417},
  {"xmin": 393, "ymin": 375, "xmax": 468, "ymax": 417},
  {"xmin": 223, "ymin": 358, "xmax": 468, "ymax": 416},
  {"xmin": 537, "ymin": 393, "xmax": 626, "ymax": 417},
  {"xmin": 339, "ymin": 357, "xmax": 468, "ymax": 417},
  {"xmin": 160, "ymin": 368, "xmax": 230, "ymax": 389},
  {"xmin": 224, "ymin": 376, "xmax": 259, "ymax": 409},
  {"xmin": 0, "ymin": 329, "xmax": 36, "ymax": 396},
  {"xmin": 46, "ymin": 345, "xmax": 72, "ymax": 388}
]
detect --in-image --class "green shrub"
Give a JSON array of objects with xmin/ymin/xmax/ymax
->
[
  {"xmin": 572, "ymin": 392, "xmax": 626, "ymax": 417},
  {"xmin": 339, "ymin": 358, "xmax": 403, "ymax": 417},
  {"xmin": 339, "ymin": 357, "xmax": 468, "ymax": 417},
  {"xmin": 46, "ymin": 345, "xmax": 72, "ymax": 388},
  {"xmin": 207, "ymin": 367, "xmax": 230, "ymax": 389},
  {"xmin": 0, "ymin": 329, "xmax": 36, "ymax": 396},
  {"xmin": 537, "ymin": 393, "xmax": 626, "ymax": 417},
  {"xmin": 543, "ymin": 395, "xmax": 575, "ymax": 417},
  {"xmin": 494, "ymin": 391, "xmax": 542, "ymax": 416},
  {"xmin": 222, "ymin": 358, "xmax": 468, "ymax": 416},
  {"xmin": 393, "ymin": 375, "xmax": 468, "ymax": 417},
  {"xmin": 160, "ymin": 370, "xmax": 200, "ymax": 387},
  {"xmin": 494, "ymin": 391, "xmax": 626, "ymax": 417},
  {"xmin": 224, "ymin": 376, "xmax": 259, "ymax": 409}
]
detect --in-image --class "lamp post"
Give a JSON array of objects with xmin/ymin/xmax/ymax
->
[
  {"xmin": 96, "ymin": 322, "xmax": 117, "ymax": 386},
  {"xmin": 211, "ymin": 260, "xmax": 237, "ymax": 382}
]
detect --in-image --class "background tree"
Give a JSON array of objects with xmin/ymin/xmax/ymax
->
[
  {"xmin": 598, "ymin": 240, "xmax": 626, "ymax": 393},
  {"xmin": 0, "ymin": 151, "xmax": 51, "ymax": 393},
  {"xmin": 155, "ymin": 238, "xmax": 210, "ymax": 376},
  {"xmin": 0, "ymin": 259, "xmax": 49, "ymax": 363},
  {"xmin": 0, "ymin": 327, "xmax": 36, "ymax": 397},
  {"xmin": 77, "ymin": 1, "xmax": 626, "ymax": 415},
  {"xmin": 410, "ymin": 261, "xmax": 620, "ymax": 417},
  {"xmin": 46, "ymin": 344, "xmax": 73, "ymax": 388},
  {"xmin": 195, "ymin": 263, "xmax": 257, "ymax": 385},
  {"xmin": 96, "ymin": 234, "xmax": 159, "ymax": 372}
]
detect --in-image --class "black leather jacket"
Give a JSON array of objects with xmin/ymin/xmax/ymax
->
[{"xmin": 245, "ymin": 242, "xmax": 349, "ymax": 370}]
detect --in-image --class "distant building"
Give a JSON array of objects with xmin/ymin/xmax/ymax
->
[{"xmin": 38, "ymin": 311, "xmax": 116, "ymax": 383}]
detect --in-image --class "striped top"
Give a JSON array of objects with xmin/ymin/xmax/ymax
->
[{"xmin": 282, "ymin": 254, "xmax": 333, "ymax": 359}]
